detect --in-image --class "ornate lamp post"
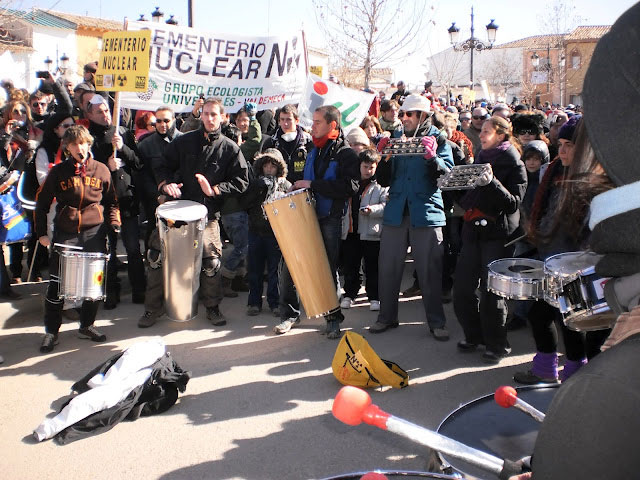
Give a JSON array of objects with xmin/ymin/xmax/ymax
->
[{"xmin": 447, "ymin": 7, "xmax": 498, "ymax": 88}]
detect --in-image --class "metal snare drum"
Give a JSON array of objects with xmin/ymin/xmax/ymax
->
[
  {"xmin": 58, "ymin": 250, "xmax": 109, "ymax": 301},
  {"xmin": 487, "ymin": 258, "xmax": 544, "ymax": 300},
  {"xmin": 543, "ymin": 251, "xmax": 615, "ymax": 331}
]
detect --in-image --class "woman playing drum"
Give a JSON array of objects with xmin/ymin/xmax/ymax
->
[{"xmin": 35, "ymin": 125, "xmax": 120, "ymax": 353}]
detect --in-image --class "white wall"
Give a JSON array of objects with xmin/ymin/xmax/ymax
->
[{"xmin": 29, "ymin": 26, "xmax": 77, "ymax": 90}]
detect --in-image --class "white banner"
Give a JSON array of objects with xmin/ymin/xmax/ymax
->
[
  {"xmin": 298, "ymin": 74, "xmax": 375, "ymax": 134},
  {"xmin": 119, "ymin": 21, "xmax": 307, "ymax": 114}
]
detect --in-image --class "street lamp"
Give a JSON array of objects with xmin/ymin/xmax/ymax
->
[
  {"xmin": 59, "ymin": 53, "xmax": 69, "ymax": 74},
  {"xmin": 43, "ymin": 56, "xmax": 53, "ymax": 72},
  {"xmin": 151, "ymin": 7, "xmax": 164, "ymax": 23},
  {"xmin": 447, "ymin": 7, "xmax": 498, "ymax": 89},
  {"xmin": 531, "ymin": 44, "xmax": 553, "ymax": 98}
]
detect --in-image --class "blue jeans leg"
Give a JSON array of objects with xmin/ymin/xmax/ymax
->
[
  {"xmin": 120, "ymin": 215, "xmax": 146, "ymax": 294},
  {"xmin": 221, "ymin": 211, "xmax": 249, "ymax": 275},
  {"xmin": 247, "ymin": 231, "xmax": 265, "ymax": 307},
  {"xmin": 265, "ymin": 234, "xmax": 281, "ymax": 309}
]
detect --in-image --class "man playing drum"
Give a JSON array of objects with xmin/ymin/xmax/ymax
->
[
  {"xmin": 155, "ymin": 98, "xmax": 250, "ymax": 326},
  {"xmin": 35, "ymin": 125, "xmax": 120, "ymax": 353},
  {"xmin": 276, "ymin": 105, "xmax": 360, "ymax": 339}
]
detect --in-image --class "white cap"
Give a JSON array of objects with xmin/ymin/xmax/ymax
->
[{"xmin": 399, "ymin": 94, "xmax": 430, "ymax": 113}]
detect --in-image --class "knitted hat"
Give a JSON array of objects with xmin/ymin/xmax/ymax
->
[
  {"xmin": 345, "ymin": 127, "xmax": 370, "ymax": 147},
  {"xmin": 558, "ymin": 115, "xmax": 582, "ymax": 142},
  {"xmin": 511, "ymin": 113, "xmax": 545, "ymax": 135}
]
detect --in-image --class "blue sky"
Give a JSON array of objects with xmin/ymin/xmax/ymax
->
[{"xmin": 21, "ymin": 0, "xmax": 639, "ymax": 84}]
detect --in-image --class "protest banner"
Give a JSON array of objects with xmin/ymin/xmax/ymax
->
[
  {"xmin": 119, "ymin": 21, "xmax": 307, "ymax": 114},
  {"xmin": 95, "ymin": 30, "xmax": 151, "ymax": 92},
  {"xmin": 297, "ymin": 74, "xmax": 375, "ymax": 135}
]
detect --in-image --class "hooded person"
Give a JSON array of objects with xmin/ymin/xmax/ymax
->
[
  {"xmin": 521, "ymin": 139, "xmax": 550, "ymax": 218},
  {"xmin": 514, "ymin": 4, "xmax": 640, "ymax": 479}
]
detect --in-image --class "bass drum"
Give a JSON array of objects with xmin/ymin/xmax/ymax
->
[
  {"xmin": 434, "ymin": 385, "xmax": 558, "ymax": 479},
  {"xmin": 322, "ymin": 471, "xmax": 457, "ymax": 480}
]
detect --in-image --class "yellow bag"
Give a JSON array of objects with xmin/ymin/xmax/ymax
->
[{"xmin": 332, "ymin": 331, "xmax": 409, "ymax": 389}]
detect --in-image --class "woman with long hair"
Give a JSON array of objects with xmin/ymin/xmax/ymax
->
[{"xmin": 453, "ymin": 115, "xmax": 527, "ymax": 363}]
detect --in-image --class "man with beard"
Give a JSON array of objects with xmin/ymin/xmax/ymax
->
[
  {"xmin": 85, "ymin": 95, "xmax": 146, "ymax": 309},
  {"xmin": 155, "ymin": 98, "xmax": 249, "ymax": 326},
  {"xmin": 370, "ymin": 94, "xmax": 452, "ymax": 341}
]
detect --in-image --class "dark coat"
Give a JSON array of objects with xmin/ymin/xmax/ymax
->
[
  {"xmin": 261, "ymin": 126, "xmax": 314, "ymax": 184},
  {"xmin": 155, "ymin": 126, "xmax": 250, "ymax": 219}
]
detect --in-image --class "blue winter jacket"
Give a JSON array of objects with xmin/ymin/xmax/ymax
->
[{"xmin": 383, "ymin": 124, "xmax": 453, "ymax": 227}]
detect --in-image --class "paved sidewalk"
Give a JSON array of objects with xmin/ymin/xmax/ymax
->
[{"xmin": 0, "ymin": 266, "xmax": 538, "ymax": 480}]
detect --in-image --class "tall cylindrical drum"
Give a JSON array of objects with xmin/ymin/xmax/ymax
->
[{"xmin": 157, "ymin": 200, "xmax": 208, "ymax": 322}]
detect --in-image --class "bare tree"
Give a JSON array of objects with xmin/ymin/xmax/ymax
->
[
  {"xmin": 423, "ymin": 46, "xmax": 465, "ymax": 104},
  {"xmin": 480, "ymin": 50, "xmax": 521, "ymax": 101},
  {"xmin": 313, "ymin": 0, "xmax": 433, "ymax": 89},
  {"xmin": 537, "ymin": 0, "xmax": 585, "ymax": 35}
]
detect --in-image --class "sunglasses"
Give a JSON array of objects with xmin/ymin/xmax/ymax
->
[
  {"xmin": 58, "ymin": 122, "xmax": 74, "ymax": 129},
  {"xmin": 472, "ymin": 115, "xmax": 485, "ymax": 120},
  {"xmin": 12, "ymin": 109, "xmax": 26, "ymax": 115},
  {"xmin": 460, "ymin": 117, "xmax": 471, "ymax": 121},
  {"xmin": 155, "ymin": 118, "xmax": 172, "ymax": 124},
  {"xmin": 148, "ymin": 122, "xmax": 156, "ymax": 127},
  {"xmin": 32, "ymin": 102, "xmax": 47, "ymax": 108},
  {"xmin": 517, "ymin": 129, "xmax": 536, "ymax": 136}
]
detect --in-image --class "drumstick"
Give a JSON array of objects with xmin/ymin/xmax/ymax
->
[
  {"xmin": 53, "ymin": 243, "xmax": 83, "ymax": 250},
  {"xmin": 494, "ymin": 386, "xmax": 546, "ymax": 423},
  {"xmin": 504, "ymin": 233, "xmax": 528, "ymax": 247},
  {"xmin": 333, "ymin": 386, "xmax": 524, "ymax": 479}
]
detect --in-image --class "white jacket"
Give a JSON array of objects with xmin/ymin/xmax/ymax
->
[{"xmin": 342, "ymin": 180, "xmax": 388, "ymax": 241}]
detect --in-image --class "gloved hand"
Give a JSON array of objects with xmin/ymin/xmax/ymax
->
[
  {"xmin": 244, "ymin": 102, "xmax": 257, "ymax": 120},
  {"xmin": 421, "ymin": 135, "xmax": 437, "ymax": 159},
  {"xmin": 474, "ymin": 165, "xmax": 494, "ymax": 187},
  {"xmin": 376, "ymin": 136, "xmax": 390, "ymax": 153}
]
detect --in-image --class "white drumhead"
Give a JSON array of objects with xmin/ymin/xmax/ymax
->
[
  {"xmin": 156, "ymin": 200, "xmax": 208, "ymax": 222},
  {"xmin": 488, "ymin": 258, "xmax": 544, "ymax": 280},
  {"xmin": 263, "ymin": 187, "xmax": 308, "ymax": 205},
  {"xmin": 544, "ymin": 251, "xmax": 602, "ymax": 276}
]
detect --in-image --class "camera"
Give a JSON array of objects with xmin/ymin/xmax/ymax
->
[{"xmin": 35, "ymin": 71, "xmax": 50, "ymax": 79}]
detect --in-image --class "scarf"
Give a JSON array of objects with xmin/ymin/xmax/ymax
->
[{"xmin": 312, "ymin": 128, "xmax": 339, "ymax": 148}]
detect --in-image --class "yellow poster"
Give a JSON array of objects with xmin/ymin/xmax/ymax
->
[
  {"xmin": 309, "ymin": 66, "xmax": 323, "ymax": 77},
  {"xmin": 96, "ymin": 30, "xmax": 151, "ymax": 92}
]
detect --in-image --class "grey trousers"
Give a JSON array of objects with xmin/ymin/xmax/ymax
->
[{"xmin": 377, "ymin": 215, "xmax": 446, "ymax": 329}]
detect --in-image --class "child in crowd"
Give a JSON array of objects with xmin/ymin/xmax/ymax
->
[
  {"xmin": 35, "ymin": 125, "xmax": 120, "ymax": 353},
  {"xmin": 242, "ymin": 148, "xmax": 291, "ymax": 316},
  {"xmin": 340, "ymin": 148, "xmax": 388, "ymax": 311}
]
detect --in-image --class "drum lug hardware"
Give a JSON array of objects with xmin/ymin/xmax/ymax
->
[
  {"xmin": 272, "ymin": 208, "xmax": 278, "ymax": 216},
  {"xmin": 289, "ymin": 201, "xmax": 296, "ymax": 209}
]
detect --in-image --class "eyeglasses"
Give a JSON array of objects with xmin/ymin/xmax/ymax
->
[
  {"xmin": 472, "ymin": 115, "xmax": 485, "ymax": 120},
  {"xmin": 12, "ymin": 109, "xmax": 26, "ymax": 115},
  {"xmin": 148, "ymin": 122, "xmax": 156, "ymax": 127},
  {"xmin": 59, "ymin": 122, "xmax": 74, "ymax": 129},
  {"xmin": 517, "ymin": 129, "xmax": 536, "ymax": 136},
  {"xmin": 460, "ymin": 117, "xmax": 471, "ymax": 121},
  {"xmin": 155, "ymin": 118, "xmax": 172, "ymax": 124},
  {"xmin": 404, "ymin": 111, "xmax": 420, "ymax": 118},
  {"xmin": 32, "ymin": 102, "xmax": 47, "ymax": 108}
]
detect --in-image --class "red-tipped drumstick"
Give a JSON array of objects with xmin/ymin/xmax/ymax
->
[
  {"xmin": 494, "ymin": 386, "xmax": 546, "ymax": 423},
  {"xmin": 333, "ymin": 386, "xmax": 522, "ymax": 479}
]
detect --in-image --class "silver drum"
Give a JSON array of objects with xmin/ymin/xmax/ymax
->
[
  {"xmin": 58, "ymin": 251, "xmax": 109, "ymax": 301},
  {"xmin": 487, "ymin": 258, "xmax": 544, "ymax": 300},
  {"xmin": 157, "ymin": 200, "xmax": 208, "ymax": 322}
]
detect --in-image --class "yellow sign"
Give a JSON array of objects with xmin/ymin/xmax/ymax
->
[
  {"xmin": 96, "ymin": 30, "xmax": 151, "ymax": 92},
  {"xmin": 309, "ymin": 65, "xmax": 323, "ymax": 77}
]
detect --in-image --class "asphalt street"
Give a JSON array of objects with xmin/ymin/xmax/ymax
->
[{"xmin": 0, "ymin": 254, "xmax": 545, "ymax": 480}]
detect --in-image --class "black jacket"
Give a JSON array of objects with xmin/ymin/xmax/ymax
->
[
  {"xmin": 458, "ymin": 143, "xmax": 527, "ymax": 241},
  {"xmin": 89, "ymin": 122, "xmax": 141, "ymax": 217},
  {"xmin": 261, "ymin": 126, "xmax": 314, "ymax": 184},
  {"xmin": 137, "ymin": 127, "xmax": 183, "ymax": 186},
  {"xmin": 155, "ymin": 126, "xmax": 250, "ymax": 219},
  {"xmin": 54, "ymin": 351, "xmax": 190, "ymax": 445}
]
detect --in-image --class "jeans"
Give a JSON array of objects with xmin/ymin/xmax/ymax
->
[
  {"xmin": 221, "ymin": 211, "xmax": 249, "ymax": 277},
  {"xmin": 247, "ymin": 231, "xmax": 281, "ymax": 309},
  {"xmin": 107, "ymin": 216, "xmax": 146, "ymax": 296}
]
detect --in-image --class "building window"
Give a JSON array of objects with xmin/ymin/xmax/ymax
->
[
  {"xmin": 571, "ymin": 50, "xmax": 581, "ymax": 69},
  {"xmin": 570, "ymin": 94, "xmax": 582, "ymax": 106}
]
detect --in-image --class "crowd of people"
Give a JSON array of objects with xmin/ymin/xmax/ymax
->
[{"xmin": 0, "ymin": 52, "xmax": 615, "ymax": 379}]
